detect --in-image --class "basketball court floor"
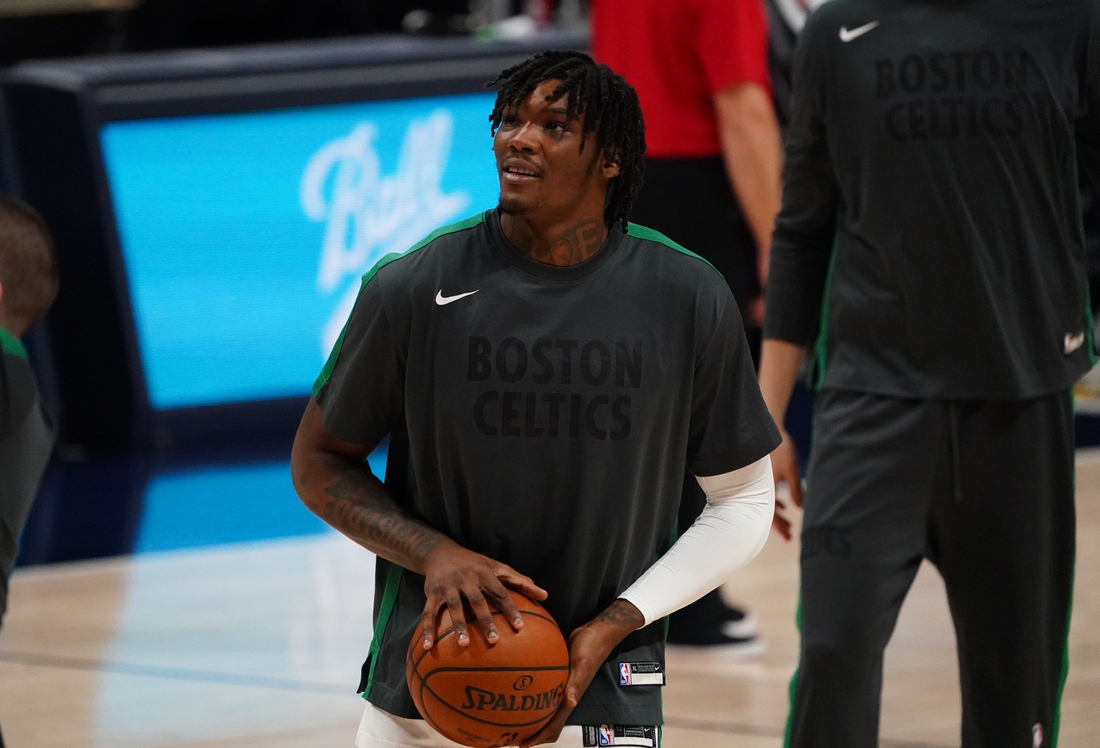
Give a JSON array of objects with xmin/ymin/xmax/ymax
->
[{"xmin": 2, "ymin": 452, "xmax": 1098, "ymax": 748}]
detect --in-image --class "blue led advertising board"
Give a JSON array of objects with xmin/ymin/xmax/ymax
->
[{"xmin": 100, "ymin": 92, "xmax": 500, "ymax": 410}]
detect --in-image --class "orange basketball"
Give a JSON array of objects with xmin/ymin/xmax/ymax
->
[{"xmin": 406, "ymin": 589, "xmax": 570, "ymax": 748}]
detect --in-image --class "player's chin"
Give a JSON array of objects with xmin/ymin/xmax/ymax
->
[{"xmin": 498, "ymin": 193, "xmax": 535, "ymax": 217}]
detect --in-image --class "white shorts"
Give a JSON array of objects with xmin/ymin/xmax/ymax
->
[{"xmin": 354, "ymin": 702, "xmax": 659, "ymax": 747}]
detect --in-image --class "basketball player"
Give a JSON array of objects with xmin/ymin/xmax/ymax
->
[
  {"xmin": 291, "ymin": 51, "xmax": 781, "ymax": 747},
  {"xmin": 759, "ymin": 1, "xmax": 1100, "ymax": 746},
  {"xmin": 0, "ymin": 195, "xmax": 58, "ymax": 748}
]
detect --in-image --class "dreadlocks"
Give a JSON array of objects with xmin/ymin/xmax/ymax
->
[{"xmin": 488, "ymin": 50, "xmax": 646, "ymax": 232}]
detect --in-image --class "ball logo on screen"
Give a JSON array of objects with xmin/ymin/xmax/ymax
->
[{"xmin": 301, "ymin": 110, "xmax": 471, "ymax": 356}]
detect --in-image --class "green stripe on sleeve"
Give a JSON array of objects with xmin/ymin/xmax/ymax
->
[
  {"xmin": 312, "ymin": 212, "xmax": 488, "ymax": 397},
  {"xmin": 625, "ymin": 222, "xmax": 722, "ymax": 276},
  {"xmin": 313, "ymin": 275, "xmax": 368, "ymax": 397}
]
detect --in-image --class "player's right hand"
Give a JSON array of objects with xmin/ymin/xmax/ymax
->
[
  {"xmin": 420, "ymin": 543, "xmax": 548, "ymax": 650},
  {"xmin": 770, "ymin": 428, "xmax": 802, "ymax": 541}
]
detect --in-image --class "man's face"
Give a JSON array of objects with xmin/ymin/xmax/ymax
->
[{"xmin": 493, "ymin": 79, "xmax": 620, "ymax": 224}]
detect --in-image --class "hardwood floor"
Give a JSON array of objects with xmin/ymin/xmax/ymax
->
[{"xmin": 3, "ymin": 452, "xmax": 1098, "ymax": 747}]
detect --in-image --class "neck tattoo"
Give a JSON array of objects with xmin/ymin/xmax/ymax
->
[{"xmin": 503, "ymin": 215, "xmax": 607, "ymax": 267}]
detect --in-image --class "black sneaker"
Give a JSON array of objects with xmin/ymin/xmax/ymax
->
[
  {"xmin": 665, "ymin": 609, "xmax": 765, "ymax": 656},
  {"xmin": 718, "ymin": 604, "xmax": 758, "ymax": 639},
  {"xmin": 665, "ymin": 628, "xmax": 766, "ymax": 656}
]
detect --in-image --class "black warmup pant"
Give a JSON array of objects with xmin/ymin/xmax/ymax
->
[
  {"xmin": 788, "ymin": 390, "xmax": 1076, "ymax": 748},
  {"xmin": 631, "ymin": 157, "xmax": 761, "ymax": 631}
]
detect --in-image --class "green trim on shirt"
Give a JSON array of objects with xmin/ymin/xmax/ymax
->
[
  {"xmin": 1068, "ymin": 139, "xmax": 1098, "ymax": 367},
  {"xmin": 313, "ymin": 275, "xmax": 368, "ymax": 397},
  {"xmin": 782, "ymin": 597, "xmax": 803, "ymax": 748},
  {"xmin": 0, "ymin": 327, "xmax": 27, "ymax": 359},
  {"xmin": 1050, "ymin": 565, "xmax": 1073, "ymax": 747},
  {"xmin": 626, "ymin": 223, "xmax": 721, "ymax": 276},
  {"xmin": 1051, "ymin": 447, "xmax": 1075, "ymax": 748},
  {"xmin": 363, "ymin": 563, "xmax": 405, "ymax": 700},
  {"xmin": 812, "ymin": 238, "xmax": 840, "ymax": 387},
  {"xmin": 312, "ymin": 212, "xmax": 488, "ymax": 397},
  {"xmin": 1085, "ymin": 300, "xmax": 1097, "ymax": 368}
]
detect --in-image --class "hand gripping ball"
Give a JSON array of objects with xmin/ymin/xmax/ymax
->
[{"xmin": 406, "ymin": 590, "xmax": 570, "ymax": 747}]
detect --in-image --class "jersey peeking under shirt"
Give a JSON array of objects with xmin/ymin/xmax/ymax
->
[
  {"xmin": 313, "ymin": 209, "xmax": 781, "ymax": 726},
  {"xmin": 765, "ymin": 0, "xmax": 1100, "ymax": 399}
]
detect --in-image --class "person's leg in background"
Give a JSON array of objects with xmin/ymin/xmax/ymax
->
[
  {"xmin": 787, "ymin": 391, "xmax": 947, "ymax": 748},
  {"xmin": 929, "ymin": 395, "xmax": 1075, "ymax": 748},
  {"xmin": 631, "ymin": 157, "xmax": 763, "ymax": 649}
]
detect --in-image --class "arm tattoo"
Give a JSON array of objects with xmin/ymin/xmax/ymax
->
[
  {"xmin": 313, "ymin": 456, "xmax": 445, "ymax": 569},
  {"xmin": 597, "ymin": 599, "xmax": 645, "ymax": 628}
]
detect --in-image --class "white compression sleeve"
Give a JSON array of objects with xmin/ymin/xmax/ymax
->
[{"xmin": 619, "ymin": 456, "xmax": 775, "ymax": 626}]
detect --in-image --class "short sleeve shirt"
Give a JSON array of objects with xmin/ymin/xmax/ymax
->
[
  {"xmin": 314, "ymin": 210, "xmax": 780, "ymax": 725},
  {"xmin": 591, "ymin": 0, "xmax": 772, "ymax": 158}
]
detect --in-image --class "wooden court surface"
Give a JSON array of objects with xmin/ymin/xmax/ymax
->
[{"xmin": 2, "ymin": 453, "xmax": 1098, "ymax": 748}]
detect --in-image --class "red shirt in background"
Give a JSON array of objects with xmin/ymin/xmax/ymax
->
[{"xmin": 590, "ymin": 0, "xmax": 772, "ymax": 159}]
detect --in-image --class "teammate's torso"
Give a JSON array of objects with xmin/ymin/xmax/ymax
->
[
  {"xmin": 0, "ymin": 331, "xmax": 54, "ymax": 587},
  {"xmin": 806, "ymin": 0, "xmax": 1096, "ymax": 397}
]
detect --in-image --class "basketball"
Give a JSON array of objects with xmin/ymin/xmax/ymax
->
[{"xmin": 406, "ymin": 590, "xmax": 570, "ymax": 748}]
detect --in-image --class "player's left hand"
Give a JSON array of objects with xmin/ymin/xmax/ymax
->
[
  {"xmin": 520, "ymin": 599, "xmax": 644, "ymax": 747},
  {"xmin": 772, "ymin": 493, "xmax": 793, "ymax": 540}
]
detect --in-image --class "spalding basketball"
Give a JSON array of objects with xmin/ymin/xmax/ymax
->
[{"xmin": 406, "ymin": 589, "xmax": 570, "ymax": 748}]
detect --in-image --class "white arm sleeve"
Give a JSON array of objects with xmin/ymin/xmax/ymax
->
[{"xmin": 619, "ymin": 456, "xmax": 775, "ymax": 627}]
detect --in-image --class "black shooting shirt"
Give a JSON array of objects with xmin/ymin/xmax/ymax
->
[
  {"xmin": 313, "ymin": 209, "xmax": 780, "ymax": 725},
  {"xmin": 766, "ymin": 0, "xmax": 1100, "ymax": 398},
  {"xmin": 0, "ymin": 327, "xmax": 53, "ymax": 623}
]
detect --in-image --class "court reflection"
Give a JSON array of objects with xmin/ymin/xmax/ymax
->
[
  {"xmin": 89, "ymin": 535, "xmax": 376, "ymax": 747},
  {"xmin": 17, "ymin": 441, "xmax": 387, "ymax": 566}
]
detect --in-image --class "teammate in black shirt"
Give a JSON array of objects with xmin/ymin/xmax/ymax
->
[
  {"xmin": 760, "ymin": 1, "xmax": 1100, "ymax": 746},
  {"xmin": 0, "ymin": 195, "xmax": 58, "ymax": 748},
  {"xmin": 292, "ymin": 52, "xmax": 780, "ymax": 747}
]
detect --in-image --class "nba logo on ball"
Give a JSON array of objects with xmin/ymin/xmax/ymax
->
[{"xmin": 620, "ymin": 663, "xmax": 632, "ymax": 686}]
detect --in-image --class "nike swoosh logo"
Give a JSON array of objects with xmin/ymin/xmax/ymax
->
[
  {"xmin": 839, "ymin": 21, "xmax": 879, "ymax": 42},
  {"xmin": 435, "ymin": 289, "xmax": 479, "ymax": 306}
]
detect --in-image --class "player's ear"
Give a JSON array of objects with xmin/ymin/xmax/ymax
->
[{"xmin": 601, "ymin": 150, "xmax": 622, "ymax": 180}]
